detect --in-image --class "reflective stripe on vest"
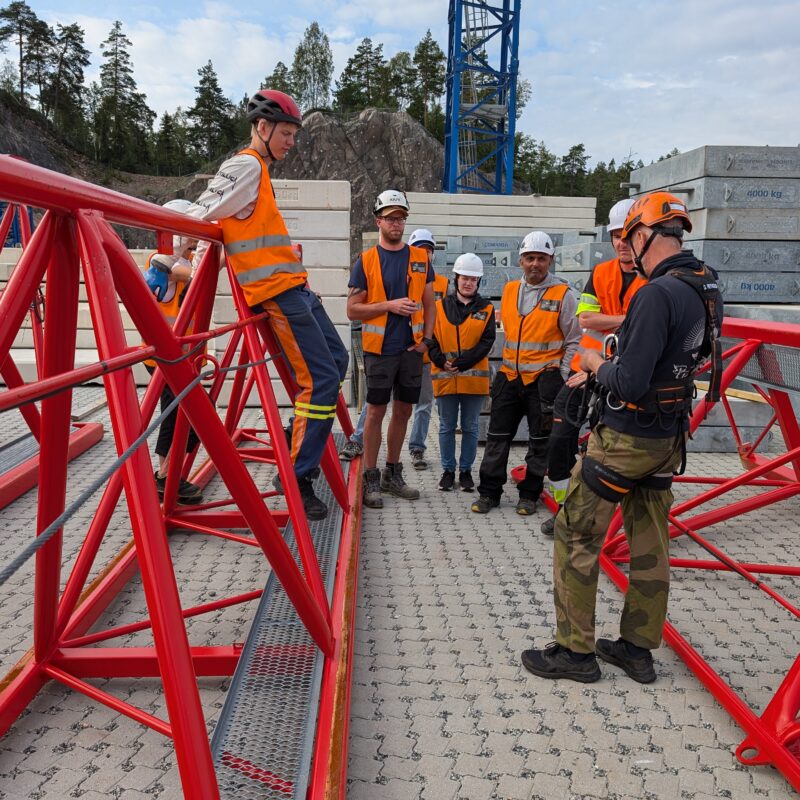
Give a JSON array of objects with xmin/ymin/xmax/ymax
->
[
  {"xmin": 570, "ymin": 259, "xmax": 646, "ymax": 372},
  {"xmin": 361, "ymin": 245, "xmax": 428, "ymax": 355},
  {"xmin": 431, "ymin": 298, "xmax": 494, "ymax": 396},
  {"xmin": 219, "ymin": 148, "xmax": 307, "ymax": 306},
  {"xmin": 500, "ymin": 281, "xmax": 569, "ymax": 385}
]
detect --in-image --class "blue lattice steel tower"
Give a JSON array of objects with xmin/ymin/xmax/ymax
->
[{"xmin": 443, "ymin": 0, "xmax": 521, "ymax": 194}]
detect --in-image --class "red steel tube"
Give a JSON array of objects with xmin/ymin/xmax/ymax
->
[
  {"xmin": 33, "ymin": 217, "xmax": 80, "ymax": 662},
  {"xmin": 78, "ymin": 211, "xmax": 220, "ymax": 799}
]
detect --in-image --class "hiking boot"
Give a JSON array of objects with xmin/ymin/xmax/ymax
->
[
  {"xmin": 595, "ymin": 638, "xmax": 657, "ymax": 684},
  {"xmin": 520, "ymin": 642, "xmax": 601, "ymax": 683},
  {"xmin": 540, "ymin": 514, "xmax": 556, "ymax": 536},
  {"xmin": 410, "ymin": 449, "xmax": 428, "ymax": 470},
  {"xmin": 155, "ymin": 471, "xmax": 203, "ymax": 503},
  {"xmin": 438, "ymin": 470, "xmax": 456, "ymax": 491},
  {"xmin": 471, "ymin": 495, "xmax": 499, "ymax": 514},
  {"xmin": 458, "ymin": 470, "xmax": 475, "ymax": 492},
  {"xmin": 298, "ymin": 476, "xmax": 328, "ymax": 521},
  {"xmin": 363, "ymin": 467, "xmax": 383, "ymax": 509},
  {"xmin": 516, "ymin": 497, "xmax": 537, "ymax": 516},
  {"xmin": 339, "ymin": 438, "xmax": 363, "ymax": 461},
  {"xmin": 380, "ymin": 463, "xmax": 419, "ymax": 500}
]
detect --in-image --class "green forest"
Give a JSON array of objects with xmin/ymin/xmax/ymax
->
[{"xmin": 0, "ymin": 1, "xmax": 661, "ymax": 220}]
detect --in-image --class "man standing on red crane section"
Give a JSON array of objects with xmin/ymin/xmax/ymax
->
[
  {"xmin": 188, "ymin": 89, "xmax": 349, "ymax": 521},
  {"xmin": 540, "ymin": 198, "xmax": 644, "ymax": 535}
]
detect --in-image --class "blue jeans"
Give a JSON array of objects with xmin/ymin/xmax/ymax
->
[
  {"xmin": 408, "ymin": 363, "xmax": 433, "ymax": 453},
  {"xmin": 436, "ymin": 393, "xmax": 485, "ymax": 473},
  {"xmin": 350, "ymin": 403, "xmax": 368, "ymax": 447}
]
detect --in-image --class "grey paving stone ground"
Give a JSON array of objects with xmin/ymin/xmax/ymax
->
[{"xmin": 0, "ymin": 392, "xmax": 798, "ymax": 799}]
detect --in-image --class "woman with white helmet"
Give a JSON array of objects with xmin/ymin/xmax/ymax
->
[{"xmin": 428, "ymin": 253, "xmax": 495, "ymax": 492}]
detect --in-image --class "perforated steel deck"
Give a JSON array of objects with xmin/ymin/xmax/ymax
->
[{"xmin": 211, "ymin": 442, "xmax": 349, "ymax": 800}]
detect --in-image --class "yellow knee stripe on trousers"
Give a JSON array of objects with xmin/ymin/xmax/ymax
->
[{"xmin": 296, "ymin": 409, "xmax": 336, "ymax": 420}]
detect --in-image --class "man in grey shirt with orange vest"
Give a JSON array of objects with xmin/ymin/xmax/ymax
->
[
  {"xmin": 347, "ymin": 190, "xmax": 436, "ymax": 509},
  {"xmin": 471, "ymin": 231, "xmax": 581, "ymax": 516},
  {"xmin": 187, "ymin": 89, "xmax": 348, "ymax": 521}
]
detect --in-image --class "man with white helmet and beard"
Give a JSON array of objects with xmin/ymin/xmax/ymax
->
[
  {"xmin": 540, "ymin": 198, "xmax": 645, "ymax": 535},
  {"xmin": 471, "ymin": 232, "xmax": 581, "ymax": 515},
  {"xmin": 347, "ymin": 191, "xmax": 436, "ymax": 509}
]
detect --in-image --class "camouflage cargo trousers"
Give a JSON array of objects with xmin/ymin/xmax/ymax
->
[{"xmin": 553, "ymin": 423, "xmax": 684, "ymax": 653}]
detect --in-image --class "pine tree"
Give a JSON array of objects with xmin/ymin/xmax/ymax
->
[
  {"xmin": 264, "ymin": 61, "xmax": 293, "ymax": 95},
  {"xmin": 557, "ymin": 143, "xmax": 589, "ymax": 195},
  {"xmin": 96, "ymin": 20, "xmax": 155, "ymax": 170},
  {"xmin": 187, "ymin": 60, "xmax": 234, "ymax": 162},
  {"xmin": 333, "ymin": 38, "xmax": 387, "ymax": 111},
  {"xmin": 290, "ymin": 22, "xmax": 332, "ymax": 110},
  {"xmin": 412, "ymin": 30, "xmax": 445, "ymax": 127},
  {"xmin": 47, "ymin": 23, "xmax": 90, "ymax": 129},
  {"xmin": 22, "ymin": 16, "xmax": 53, "ymax": 113},
  {"xmin": 0, "ymin": 1, "xmax": 38, "ymax": 103},
  {"xmin": 386, "ymin": 51, "xmax": 415, "ymax": 110}
]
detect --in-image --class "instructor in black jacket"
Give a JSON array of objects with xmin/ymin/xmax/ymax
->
[{"xmin": 522, "ymin": 192, "xmax": 724, "ymax": 685}]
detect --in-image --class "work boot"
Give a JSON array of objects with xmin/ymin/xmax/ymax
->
[
  {"xmin": 516, "ymin": 497, "xmax": 537, "ymax": 516},
  {"xmin": 471, "ymin": 495, "xmax": 499, "ymax": 514},
  {"xmin": 363, "ymin": 467, "xmax": 383, "ymax": 509},
  {"xmin": 595, "ymin": 638, "xmax": 657, "ymax": 684},
  {"xmin": 438, "ymin": 470, "xmax": 456, "ymax": 491},
  {"xmin": 380, "ymin": 462, "xmax": 420, "ymax": 500},
  {"xmin": 520, "ymin": 642, "xmax": 601, "ymax": 683},
  {"xmin": 410, "ymin": 449, "xmax": 428, "ymax": 470},
  {"xmin": 154, "ymin": 471, "xmax": 203, "ymax": 503},
  {"xmin": 540, "ymin": 514, "xmax": 557, "ymax": 536},
  {"xmin": 298, "ymin": 475, "xmax": 328, "ymax": 521},
  {"xmin": 458, "ymin": 470, "xmax": 475, "ymax": 492},
  {"xmin": 339, "ymin": 439, "xmax": 363, "ymax": 461}
]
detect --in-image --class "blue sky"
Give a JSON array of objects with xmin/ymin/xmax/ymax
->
[{"xmin": 20, "ymin": 1, "xmax": 800, "ymax": 167}]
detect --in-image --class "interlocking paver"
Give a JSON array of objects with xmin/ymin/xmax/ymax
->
[{"xmin": 0, "ymin": 397, "xmax": 798, "ymax": 798}]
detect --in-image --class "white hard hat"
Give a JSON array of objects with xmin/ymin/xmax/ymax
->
[
  {"xmin": 519, "ymin": 231, "xmax": 554, "ymax": 256},
  {"xmin": 608, "ymin": 198, "xmax": 636, "ymax": 233},
  {"xmin": 162, "ymin": 199, "xmax": 195, "ymax": 254},
  {"xmin": 374, "ymin": 189, "xmax": 409, "ymax": 216},
  {"xmin": 408, "ymin": 228, "xmax": 436, "ymax": 249},
  {"xmin": 453, "ymin": 252, "xmax": 484, "ymax": 277}
]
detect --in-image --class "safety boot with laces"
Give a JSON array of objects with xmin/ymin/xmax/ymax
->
[
  {"xmin": 363, "ymin": 468, "xmax": 383, "ymax": 509},
  {"xmin": 380, "ymin": 462, "xmax": 419, "ymax": 500}
]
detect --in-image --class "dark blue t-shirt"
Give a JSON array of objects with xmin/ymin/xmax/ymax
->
[{"xmin": 350, "ymin": 245, "xmax": 434, "ymax": 356}]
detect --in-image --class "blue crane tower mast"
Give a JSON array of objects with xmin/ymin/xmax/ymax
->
[{"xmin": 443, "ymin": 0, "xmax": 522, "ymax": 194}]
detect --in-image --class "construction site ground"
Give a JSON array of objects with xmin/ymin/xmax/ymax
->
[{"xmin": 0, "ymin": 389, "xmax": 797, "ymax": 799}]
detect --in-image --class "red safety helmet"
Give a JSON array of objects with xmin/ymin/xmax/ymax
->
[
  {"xmin": 246, "ymin": 89, "xmax": 303, "ymax": 127},
  {"xmin": 621, "ymin": 191, "xmax": 692, "ymax": 240}
]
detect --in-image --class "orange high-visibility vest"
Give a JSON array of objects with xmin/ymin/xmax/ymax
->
[
  {"xmin": 143, "ymin": 253, "xmax": 193, "ymax": 369},
  {"xmin": 500, "ymin": 280, "xmax": 569, "ymax": 385},
  {"xmin": 220, "ymin": 148, "xmax": 306, "ymax": 307},
  {"xmin": 431, "ymin": 299, "xmax": 494, "ymax": 396},
  {"xmin": 570, "ymin": 258, "xmax": 646, "ymax": 371},
  {"xmin": 361, "ymin": 245, "xmax": 429, "ymax": 355}
]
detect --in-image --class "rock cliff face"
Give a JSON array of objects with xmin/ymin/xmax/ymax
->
[{"xmin": 272, "ymin": 109, "xmax": 444, "ymax": 261}]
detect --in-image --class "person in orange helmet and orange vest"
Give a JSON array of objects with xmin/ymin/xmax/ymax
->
[
  {"xmin": 346, "ymin": 191, "xmax": 436, "ymax": 510},
  {"xmin": 471, "ymin": 232, "xmax": 581, "ymax": 516},
  {"xmin": 522, "ymin": 192, "xmax": 723, "ymax": 685},
  {"xmin": 427, "ymin": 253, "xmax": 495, "ymax": 493},
  {"xmin": 540, "ymin": 198, "xmax": 646, "ymax": 535},
  {"xmin": 186, "ymin": 89, "xmax": 349, "ymax": 522}
]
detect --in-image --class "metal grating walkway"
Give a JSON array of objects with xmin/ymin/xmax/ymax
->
[{"xmin": 211, "ymin": 440, "xmax": 350, "ymax": 800}]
